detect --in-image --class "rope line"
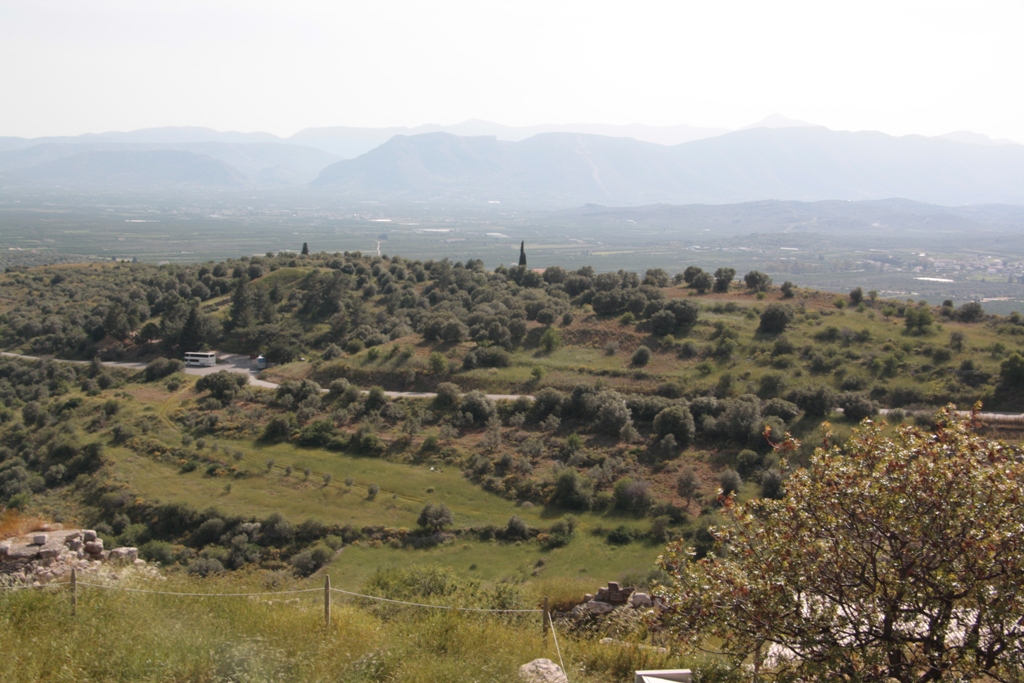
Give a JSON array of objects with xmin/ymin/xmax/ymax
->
[
  {"xmin": 549, "ymin": 613, "xmax": 569, "ymax": 683},
  {"xmin": 329, "ymin": 586, "xmax": 542, "ymax": 613},
  {"xmin": 76, "ymin": 581, "xmax": 322, "ymax": 598}
]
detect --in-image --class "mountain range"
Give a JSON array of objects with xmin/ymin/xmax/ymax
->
[{"xmin": 1, "ymin": 119, "xmax": 1023, "ymax": 206}]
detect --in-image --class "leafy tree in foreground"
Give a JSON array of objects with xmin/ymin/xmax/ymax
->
[{"xmin": 658, "ymin": 407, "xmax": 1024, "ymax": 683}]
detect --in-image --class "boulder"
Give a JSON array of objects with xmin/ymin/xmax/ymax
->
[
  {"xmin": 83, "ymin": 530, "xmax": 98, "ymax": 542},
  {"xmin": 586, "ymin": 600, "xmax": 615, "ymax": 615},
  {"xmin": 84, "ymin": 540, "xmax": 104, "ymax": 555},
  {"xmin": 631, "ymin": 592, "xmax": 653, "ymax": 608},
  {"xmin": 519, "ymin": 658, "xmax": 568, "ymax": 683},
  {"xmin": 32, "ymin": 534, "xmax": 48, "ymax": 546},
  {"xmin": 0, "ymin": 541, "xmax": 9, "ymax": 557},
  {"xmin": 109, "ymin": 547, "xmax": 138, "ymax": 564}
]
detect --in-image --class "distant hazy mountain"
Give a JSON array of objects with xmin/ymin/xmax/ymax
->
[
  {"xmin": 288, "ymin": 119, "xmax": 731, "ymax": 158},
  {"xmin": 3, "ymin": 150, "xmax": 247, "ymax": 188},
  {"xmin": 0, "ymin": 138, "xmax": 340, "ymax": 188},
  {"xmin": 311, "ymin": 127, "xmax": 1024, "ymax": 206}
]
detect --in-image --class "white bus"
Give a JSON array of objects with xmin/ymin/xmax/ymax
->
[{"xmin": 183, "ymin": 351, "xmax": 217, "ymax": 367}]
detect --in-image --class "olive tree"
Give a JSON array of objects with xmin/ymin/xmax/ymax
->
[
  {"xmin": 659, "ymin": 408, "xmax": 1024, "ymax": 682},
  {"xmin": 417, "ymin": 502, "xmax": 454, "ymax": 532}
]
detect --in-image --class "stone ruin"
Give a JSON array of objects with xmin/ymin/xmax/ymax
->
[
  {"xmin": 0, "ymin": 525, "xmax": 144, "ymax": 586},
  {"xmin": 572, "ymin": 581, "xmax": 667, "ymax": 616}
]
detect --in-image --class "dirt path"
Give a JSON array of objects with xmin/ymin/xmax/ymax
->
[{"xmin": 0, "ymin": 351, "xmax": 531, "ymax": 402}]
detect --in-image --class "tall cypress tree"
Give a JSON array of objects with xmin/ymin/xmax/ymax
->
[{"xmin": 518, "ymin": 241, "xmax": 527, "ymax": 267}]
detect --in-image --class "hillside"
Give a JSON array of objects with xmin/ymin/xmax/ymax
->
[{"xmin": 1, "ymin": 250, "xmax": 1023, "ymax": 681}]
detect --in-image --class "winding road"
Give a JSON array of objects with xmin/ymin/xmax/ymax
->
[
  {"xmin": 0, "ymin": 351, "xmax": 530, "ymax": 402},
  {"xmin": 4, "ymin": 351, "xmax": 1023, "ymax": 422}
]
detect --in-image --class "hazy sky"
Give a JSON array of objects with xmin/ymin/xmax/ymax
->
[{"xmin": 2, "ymin": 0, "xmax": 1022, "ymax": 140}]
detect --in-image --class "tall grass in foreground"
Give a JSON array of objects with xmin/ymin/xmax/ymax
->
[{"xmin": 0, "ymin": 572, "xmax": 702, "ymax": 683}]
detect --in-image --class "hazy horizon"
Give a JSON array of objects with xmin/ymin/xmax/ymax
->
[{"xmin": 1, "ymin": 1, "xmax": 1022, "ymax": 142}]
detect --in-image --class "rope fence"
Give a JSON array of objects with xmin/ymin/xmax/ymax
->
[{"xmin": 2, "ymin": 567, "xmax": 571, "ymax": 679}]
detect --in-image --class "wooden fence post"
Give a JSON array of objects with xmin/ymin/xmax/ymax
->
[
  {"xmin": 324, "ymin": 574, "xmax": 331, "ymax": 628},
  {"xmin": 542, "ymin": 596, "xmax": 549, "ymax": 637},
  {"xmin": 70, "ymin": 566, "xmax": 77, "ymax": 616}
]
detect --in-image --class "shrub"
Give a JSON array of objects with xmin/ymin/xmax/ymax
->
[
  {"xmin": 261, "ymin": 414, "xmax": 296, "ymax": 442},
  {"xmin": 838, "ymin": 392, "xmax": 879, "ymax": 422},
  {"xmin": 187, "ymin": 556, "xmax": 225, "ymax": 577},
  {"xmin": 504, "ymin": 515, "xmax": 529, "ymax": 541},
  {"xmin": 614, "ymin": 478, "xmax": 654, "ymax": 515},
  {"xmin": 433, "ymin": 382, "xmax": 461, "ymax": 409},
  {"xmin": 549, "ymin": 469, "xmax": 594, "ymax": 510},
  {"xmin": 718, "ymin": 468, "xmax": 742, "ymax": 496},
  {"xmin": 458, "ymin": 391, "xmax": 496, "ymax": 425},
  {"xmin": 144, "ymin": 357, "xmax": 184, "ymax": 381},
  {"xmin": 540, "ymin": 327, "xmax": 562, "ymax": 352},
  {"xmin": 607, "ymin": 525, "xmax": 637, "ymax": 545},
  {"xmin": 139, "ymin": 540, "xmax": 176, "ymax": 565},
  {"xmin": 653, "ymin": 405, "xmax": 695, "ymax": 449},
  {"xmin": 290, "ymin": 544, "xmax": 334, "ymax": 577},
  {"xmin": 417, "ymin": 502, "xmax": 454, "ymax": 532},
  {"xmin": 758, "ymin": 304, "xmax": 793, "ymax": 334},
  {"xmin": 631, "ymin": 345, "xmax": 652, "ymax": 367}
]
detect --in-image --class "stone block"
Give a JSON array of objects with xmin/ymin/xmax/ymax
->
[
  {"xmin": 83, "ymin": 530, "xmax": 97, "ymax": 542},
  {"xmin": 84, "ymin": 540, "xmax": 104, "ymax": 555},
  {"xmin": 32, "ymin": 534, "xmax": 48, "ymax": 546},
  {"xmin": 594, "ymin": 581, "xmax": 634, "ymax": 605},
  {"xmin": 0, "ymin": 541, "xmax": 9, "ymax": 557}
]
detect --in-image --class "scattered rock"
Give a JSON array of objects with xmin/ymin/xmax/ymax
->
[
  {"xmin": 631, "ymin": 592, "xmax": 653, "ymax": 608},
  {"xmin": 1, "ymin": 528, "xmax": 149, "ymax": 586},
  {"xmin": 519, "ymin": 658, "xmax": 568, "ymax": 683},
  {"xmin": 109, "ymin": 547, "xmax": 138, "ymax": 564}
]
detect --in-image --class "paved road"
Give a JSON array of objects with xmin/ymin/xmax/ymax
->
[{"xmin": 0, "ymin": 351, "xmax": 528, "ymax": 401}]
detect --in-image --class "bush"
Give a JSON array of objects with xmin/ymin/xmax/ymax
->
[
  {"xmin": 839, "ymin": 392, "xmax": 879, "ymax": 422},
  {"xmin": 540, "ymin": 327, "xmax": 562, "ymax": 352},
  {"xmin": 549, "ymin": 469, "xmax": 594, "ymax": 510},
  {"xmin": 718, "ymin": 468, "xmax": 742, "ymax": 496},
  {"xmin": 290, "ymin": 544, "xmax": 333, "ymax": 577},
  {"xmin": 187, "ymin": 556, "xmax": 225, "ymax": 577},
  {"xmin": 195, "ymin": 370, "xmax": 248, "ymax": 404},
  {"xmin": 417, "ymin": 502, "xmax": 454, "ymax": 532},
  {"xmin": 504, "ymin": 515, "xmax": 530, "ymax": 541},
  {"xmin": 614, "ymin": 478, "xmax": 654, "ymax": 514},
  {"xmin": 139, "ymin": 540, "xmax": 176, "ymax": 565},
  {"xmin": 433, "ymin": 382, "xmax": 461, "ymax": 409},
  {"xmin": 298, "ymin": 419, "xmax": 336, "ymax": 447},
  {"xmin": 261, "ymin": 414, "xmax": 296, "ymax": 442},
  {"xmin": 458, "ymin": 391, "xmax": 496, "ymax": 425},
  {"xmin": 758, "ymin": 304, "xmax": 793, "ymax": 334},
  {"xmin": 144, "ymin": 357, "xmax": 184, "ymax": 381},
  {"xmin": 653, "ymin": 405, "xmax": 695, "ymax": 449},
  {"xmin": 631, "ymin": 345, "xmax": 652, "ymax": 367},
  {"xmin": 607, "ymin": 525, "xmax": 637, "ymax": 545}
]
